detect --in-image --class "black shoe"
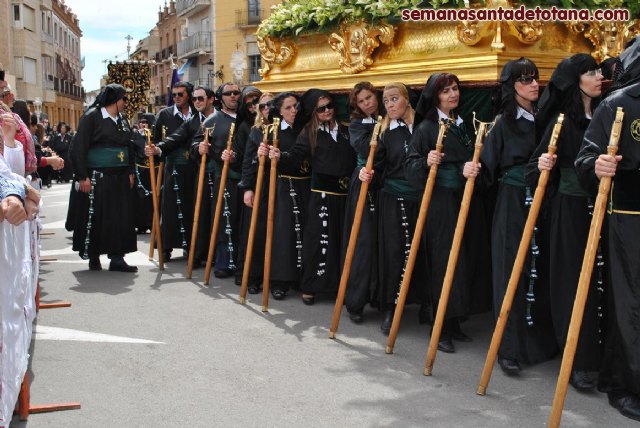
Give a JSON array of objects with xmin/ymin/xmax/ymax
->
[
  {"xmin": 348, "ymin": 309, "xmax": 364, "ymax": 324},
  {"xmin": 109, "ymin": 259, "xmax": 138, "ymax": 273},
  {"xmin": 248, "ymin": 285, "xmax": 261, "ymax": 294},
  {"xmin": 570, "ymin": 370, "xmax": 595, "ymax": 391},
  {"xmin": 498, "ymin": 357, "xmax": 521, "ymax": 375},
  {"xmin": 302, "ymin": 294, "xmax": 315, "ymax": 306},
  {"xmin": 418, "ymin": 304, "xmax": 432, "ymax": 325},
  {"xmin": 452, "ymin": 330, "xmax": 473, "ymax": 342},
  {"xmin": 89, "ymin": 258, "xmax": 102, "ymax": 271},
  {"xmin": 234, "ymin": 276, "xmax": 242, "ymax": 286},
  {"xmin": 608, "ymin": 391, "xmax": 640, "ymax": 422},
  {"xmin": 163, "ymin": 251, "xmax": 172, "ymax": 262},
  {"xmin": 214, "ymin": 269, "xmax": 233, "ymax": 278},
  {"xmin": 271, "ymin": 289, "xmax": 286, "ymax": 300},
  {"xmin": 380, "ymin": 309, "xmax": 394, "ymax": 335},
  {"xmin": 437, "ymin": 336, "xmax": 455, "ymax": 353}
]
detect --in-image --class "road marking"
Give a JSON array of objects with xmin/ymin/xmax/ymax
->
[{"xmin": 35, "ymin": 325, "xmax": 164, "ymax": 344}]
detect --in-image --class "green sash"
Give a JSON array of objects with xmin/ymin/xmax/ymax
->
[
  {"xmin": 383, "ymin": 178, "xmax": 419, "ymax": 202},
  {"xmin": 436, "ymin": 164, "xmax": 465, "ymax": 189},
  {"xmin": 87, "ymin": 147, "xmax": 129, "ymax": 168},
  {"xmin": 558, "ymin": 168, "xmax": 589, "ymax": 197},
  {"xmin": 501, "ymin": 164, "xmax": 526, "ymax": 188}
]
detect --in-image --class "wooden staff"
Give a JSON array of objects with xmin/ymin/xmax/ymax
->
[
  {"xmin": 548, "ymin": 107, "xmax": 624, "ymax": 428},
  {"xmin": 144, "ymin": 128, "xmax": 164, "ymax": 270},
  {"xmin": 149, "ymin": 126, "xmax": 166, "ymax": 261},
  {"xmin": 386, "ymin": 120, "xmax": 449, "ymax": 354},
  {"xmin": 329, "ymin": 117, "xmax": 383, "ymax": 338},
  {"xmin": 204, "ymin": 122, "xmax": 236, "ymax": 285},
  {"xmin": 423, "ymin": 121, "xmax": 489, "ymax": 374},
  {"xmin": 261, "ymin": 118, "xmax": 281, "ymax": 311},
  {"xmin": 186, "ymin": 125, "xmax": 215, "ymax": 278},
  {"xmin": 239, "ymin": 122, "xmax": 272, "ymax": 304},
  {"xmin": 477, "ymin": 113, "xmax": 565, "ymax": 395}
]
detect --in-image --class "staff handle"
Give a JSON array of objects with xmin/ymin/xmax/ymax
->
[
  {"xmin": 477, "ymin": 113, "xmax": 565, "ymax": 395},
  {"xmin": 386, "ymin": 120, "xmax": 449, "ymax": 354},
  {"xmin": 145, "ymin": 129, "xmax": 164, "ymax": 270},
  {"xmin": 204, "ymin": 122, "xmax": 236, "ymax": 285},
  {"xmin": 424, "ymin": 122, "xmax": 488, "ymax": 374},
  {"xmin": 329, "ymin": 117, "xmax": 383, "ymax": 337},
  {"xmin": 261, "ymin": 118, "xmax": 282, "ymax": 311},
  {"xmin": 548, "ymin": 108, "xmax": 623, "ymax": 427}
]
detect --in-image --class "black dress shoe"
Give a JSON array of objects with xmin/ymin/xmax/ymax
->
[
  {"xmin": 234, "ymin": 276, "xmax": 242, "ymax": 286},
  {"xmin": 570, "ymin": 370, "xmax": 595, "ymax": 391},
  {"xmin": 418, "ymin": 304, "xmax": 432, "ymax": 325},
  {"xmin": 348, "ymin": 309, "xmax": 364, "ymax": 324},
  {"xmin": 271, "ymin": 289, "xmax": 286, "ymax": 300},
  {"xmin": 163, "ymin": 251, "xmax": 172, "ymax": 262},
  {"xmin": 380, "ymin": 309, "xmax": 394, "ymax": 335},
  {"xmin": 302, "ymin": 294, "xmax": 315, "ymax": 306},
  {"xmin": 452, "ymin": 330, "xmax": 473, "ymax": 342},
  {"xmin": 248, "ymin": 285, "xmax": 261, "ymax": 294},
  {"xmin": 109, "ymin": 259, "xmax": 138, "ymax": 272},
  {"xmin": 608, "ymin": 391, "xmax": 640, "ymax": 422},
  {"xmin": 437, "ymin": 337, "xmax": 455, "ymax": 353},
  {"xmin": 214, "ymin": 269, "xmax": 233, "ymax": 278},
  {"xmin": 498, "ymin": 357, "xmax": 521, "ymax": 375},
  {"xmin": 89, "ymin": 258, "xmax": 102, "ymax": 271}
]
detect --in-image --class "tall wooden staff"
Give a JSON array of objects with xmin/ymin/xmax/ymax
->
[
  {"xmin": 149, "ymin": 125, "xmax": 166, "ymax": 261},
  {"xmin": 329, "ymin": 117, "xmax": 382, "ymax": 338},
  {"xmin": 548, "ymin": 107, "xmax": 624, "ymax": 428},
  {"xmin": 144, "ymin": 128, "xmax": 164, "ymax": 270},
  {"xmin": 239, "ymin": 121, "xmax": 273, "ymax": 303},
  {"xmin": 424, "ymin": 120, "xmax": 488, "ymax": 374},
  {"xmin": 261, "ymin": 118, "xmax": 281, "ymax": 311},
  {"xmin": 386, "ymin": 120, "xmax": 449, "ymax": 354},
  {"xmin": 477, "ymin": 113, "xmax": 565, "ymax": 395},
  {"xmin": 186, "ymin": 125, "xmax": 215, "ymax": 278},
  {"xmin": 204, "ymin": 122, "xmax": 236, "ymax": 285}
]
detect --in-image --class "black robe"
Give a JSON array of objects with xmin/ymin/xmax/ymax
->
[
  {"xmin": 576, "ymin": 82, "xmax": 640, "ymax": 396},
  {"xmin": 69, "ymin": 107, "xmax": 137, "ymax": 257},
  {"xmin": 279, "ymin": 123, "xmax": 355, "ymax": 295},
  {"xmin": 480, "ymin": 115, "xmax": 558, "ymax": 364},
  {"xmin": 526, "ymin": 113, "xmax": 602, "ymax": 372},
  {"xmin": 50, "ymin": 132, "xmax": 73, "ymax": 181},
  {"xmin": 131, "ymin": 131, "xmax": 157, "ymax": 233}
]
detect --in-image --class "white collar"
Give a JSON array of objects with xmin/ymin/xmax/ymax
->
[
  {"xmin": 222, "ymin": 109, "xmax": 237, "ymax": 119},
  {"xmin": 173, "ymin": 105, "xmax": 192, "ymax": 120},
  {"xmin": 389, "ymin": 119, "xmax": 412, "ymax": 133},
  {"xmin": 437, "ymin": 108, "xmax": 463, "ymax": 126},
  {"xmin": 101, "ymin": 107, "xmax": 118, "ymax": 124},
  {"xmin": 281, "ymin": 120, "xmax": 292, "ymax": 130},
  {"xmin": 361, "ymin": 117, "xmax": 376, "ymax": 124},
  {"xmin": 318, "ymin": 122, "xmax": 339, "ymax": 142},
  {"xmin": 516, "ymin": 106, "xmax": 535, "ymax": 122}
]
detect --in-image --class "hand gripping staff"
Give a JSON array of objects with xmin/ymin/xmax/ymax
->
[
  {"xmin": 548, "ymin": 107, "xmax": 624, "ymax": 428},
  {"xmin": 260, "ymin": 118, "xmax": 282, "ymax": 311},
  {"xmin": 149, "ymin": 125, "xmax": 166, "ymax": 261},
  {"xmin": 204, "ymin": 122, "xmax": 236, "ymax": 285},
  {"xmin": 144, "ymin": 128, "xmax": 164, "ymax": 270},
  {"xmin": 186, "ymin": 124, "xmax": 215, "ymax": 278},
  {"xmin": 424, "ymin": 118, "xmax": 489, "ymax": 374},
  {"xmin": 386, "ymin": 119, "xmax": 450, "ymax": 354},
  {"xmin": 476, "ymin": 113, "xmax": 565, "ymax": 396},
  {"xmin": 239, "ymin": 120, "xmax": 276, "ymax": 304},
  {"xmin": 329, "ymin": 117, "xmax": 383, "ymax": 338}
]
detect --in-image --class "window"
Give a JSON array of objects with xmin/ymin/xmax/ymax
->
[
  {"xmin": 54, "ymin": 23, "xmax": 57, "ymax": 41},
  {"xmin": 23, "ymin": 5, "xmax": 35, "ymax": 31},
  {"xmin": 248, "ymin": 54, "xmax": 261, "ymax": 82},
  {"xmin": 248, "ymin": 0, "xmax": 260, "ymax": 16},
  {"xmin": 13, "ymin": 4, "xmax": 20, "ymax": 21},
  {"xmin": 23, "ymin": 57, "xmax": 37, "ymax": 84}
]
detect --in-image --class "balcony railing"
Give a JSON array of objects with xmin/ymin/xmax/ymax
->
[
  {"xmin": 235, "ymin": 9, "xmax": 264, "ymax": 27},
  {"xmin": 176, "ymin": 0, "xmax": 210, "ymax": 17},
  {"xmin": 177, "ymin": 32, "xmax": 212, "ymax": 58}
]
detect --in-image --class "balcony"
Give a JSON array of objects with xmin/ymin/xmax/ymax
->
[
  {"xmin": 235, "ymin": 8, "xmax": 264, "ymax": 28},
  {"xmin": 175, "ymin": 0, "xmax": 210, "ymax": 17},
  {"xmin": 177, "ymin": 32, "xmax": 212, "ymax": 58}
]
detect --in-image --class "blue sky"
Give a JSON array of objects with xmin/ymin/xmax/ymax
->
[{"xmin": 64, "ymin": 0, "xmax": 161, "ymax": 91}]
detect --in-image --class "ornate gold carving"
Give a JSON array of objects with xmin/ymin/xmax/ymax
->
[
  {"xmin": 107, "ymin": 62, "xmax": 151, "ymax": 121},
  {"xmin": 257, "ymin": 35, "xmax": 297, "ymax": 77},
  {"xmin": 567, "ymin": 20, "xmax": 640, "ymax": 62},
  {"xmin": 328, "ymin": 21, "xmax": 395, "ymax": 74}
]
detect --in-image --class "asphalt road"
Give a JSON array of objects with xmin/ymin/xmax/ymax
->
[{"xmin": 9, "ymin": 183, "xmax": 635, "ymax": 428}]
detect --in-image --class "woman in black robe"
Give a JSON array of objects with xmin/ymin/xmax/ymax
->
[
  {"xmin": 69, "ymin": 84, "xmax": 137, "ymax": 272},
  {"xmin": 465, "ymin": 58, "xmax": 558, "ymax": 373},
  {"xmin": 268, "ymin": 89, "xmax": 355, "ymax": 305},
  {"xmin": 360, "ymin": 82, "xmax": 426, "ymax": 335},
  {"xmin": 342, "ymin": 82, "xmax": 380, "ymax": 323},
  {"xmin": 50, "ymin": 121, "xmax": 73, "ymax": 182},
  {"xmin": 405, "ymin": 74, "xmax": 475, "ymax": 352},
  {"xmin": 525, "ymin": 54, "xmax": 604, "ymax": 390}
]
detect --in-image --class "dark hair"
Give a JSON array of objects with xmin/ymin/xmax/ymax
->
[
  {"xmin": 269, "ymin": 92, "xmax": 298, "ymax": 119},
  {"xmin": 194, "ymin": 85, "xmax": 215, "ymax": 99},
  {"xmin": 499, "ymin": 57, "xmax": 539, "ymax": 123},
  {"xmin": 173, "ymin": 81, "xmax": 193, "ymax": 99},
  {"xmin": 349, "ymin": 81, "xmax": 378, "ymax": 120},
  {"xmin": 13, "ymin": 99, "xmax": 31, "ymax": 125},
  {"xmin": 424, "ymin": 74, "xmax": 461, "ymax": 122}
]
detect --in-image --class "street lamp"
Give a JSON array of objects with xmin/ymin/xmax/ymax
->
[
  {"xmin": 206, "ymin": 58, "xmax": 224, "ymax": 88},
  {"xmin": 206, "ymin": 58, "xmax": 214, "ymax": 88}
]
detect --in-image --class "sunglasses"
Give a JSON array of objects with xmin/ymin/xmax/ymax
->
[
  {"xmin": 259, "ymin": 103, "xmax": 271, "ymax": 110},
  {"xmin": 316, "ymin": 102, "xmax": 334, "ymax": 113},
  {"xmin": 516, "ymin": 75, "xmax": 538, "ymax": 85},
  {"xmin": 193, "ymin": 96, "xmax": 207, "ymax": 102},
  {"xmin": 222, "ymin": 90, "xmax": 241, "ymax": 96},
  {"xmin": 172, "ymin": 92, "xmax": 186, "ymax": 97}
]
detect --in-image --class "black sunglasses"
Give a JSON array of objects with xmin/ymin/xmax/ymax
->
[
  {"xmin": 222, "ymin": 90, "xmax": 241, "ymax": 96},
  {"xmin": 193, "ymin": 96, "xmax": 207, "ymax": 102},
  {"xmin": 516, "ymin": 75, "xmax": 538, "ymax": 85},
  {"xmin": 172, "ymin": 92, "xmax": 186, "ymax": 97},
  {"xmin": 259, "ymin": 103, "xmax": 271, "ymax": 110},
  {"xmin": 316, "ymin": 102, "xmax": 334, "ymax": 113}
]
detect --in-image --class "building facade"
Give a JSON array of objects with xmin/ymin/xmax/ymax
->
[{"xmin": 152, "ymin": 0, "xmax": 185, "ymax": 108}]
